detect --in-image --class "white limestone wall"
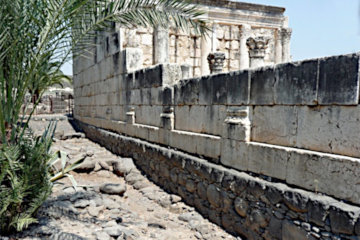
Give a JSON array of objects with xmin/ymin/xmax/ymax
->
[{"xmin": 74, "ymin": 48, "xmax": 360, "ymax": 205}]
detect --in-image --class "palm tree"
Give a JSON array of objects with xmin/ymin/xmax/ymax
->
[
  {"xmin": 0, "ymin": 0, "xmax": 207, "ymax": 145},
  {"xmin": 0, "ymin": 0, "xmax": 207, "ymax": 233}
]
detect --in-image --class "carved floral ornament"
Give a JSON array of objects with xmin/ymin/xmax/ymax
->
[
  {"xmin": 207, "ymin": 52, "xmax": 226, "ymax": 74},
  {"xmin": 246, "ymin": 36, "xmax": 270, "ymax": 50}
]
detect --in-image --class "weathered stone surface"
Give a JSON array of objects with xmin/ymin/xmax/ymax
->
[
  {"xmin": 93, "ymin": 231, "xmax": 111, "ymax": 240},
  {"xmin": 226, "ymin": 70, "xmax": 250, "ymax": 105},
  {"xmin": 100, "ymin": 183, "xmax": 126, "ymax": 195},
  {"xmin": 125, "ymin": 171, "xmax": 143, "ymax": 185},
  {"xmin": 283, "ymin": 190, "xmax": 309, "ymax": 213},
  {"xmin": 251, "ymin": 105, "xmax": 298, "ymax": 149},
  {"xmin": 122, "ymin": 48, "xmax": 143, "ymax": 73},
  {"xmin": 53, "ymin": 232, "xmax": 85, "ymax": 240},
  {"xmin": 113, "ymin": 158, "xmax": 135, "ymax": 177},
  {"xmin": 249, "ymin": 66, "xmax": 276, "ymax": 105},
  {"xmin": 274, "ymin": 60, "xmax": 318, "ymax": 105},
  {"xmin": 318, "ymin": 53, "xmax": 360, "ymax": 105},
  {"xmin": 308, "ymin": 200, "xmax": 328, "ymax": 227},
  {"xmin": 174, "ymin": 78, "xmax": 200, "ymax": 105},
  {"xmin": 77, "ymin": 121, "xmax": 360, "ymax": 239},
  {"xmin": 329, "ymin": 204, "xmax": 359, "ymax": 235},
  {"xmin": 282, "ymin": 221, "xmax": 309, "ymax": 240},
  {"xmin": 268, "ymin": 216, "xmax": 282, "ymax": 239},
  {"xmin": 76, "ymin": 159, "xmax": 95, "ymax": 172},
  {"xmin": 234, "ymin": 197, "xmax": 248, "ymax": 217},
  {"xmin": 185, "ymin": 179, "xmax": 197, "ymax": 193},
  {"xmin": 197, "ymin": 182, "xmax": 208, "ymax": 201},
  {"xmin": 206, "ymin": 184, "xmax": 221, "ymax": 208},
  {"xmin": 295, "ymin": 105, "xmax": 360, "ymax": 158}
]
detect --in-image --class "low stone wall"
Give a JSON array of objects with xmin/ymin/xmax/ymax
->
[
  {"xmin": 74, "ymin": 52, "xmax": 360, "ymax": 206},
  {"xmin": 78, "ymin": 121, "xmax": 360, "ymax": 239}
]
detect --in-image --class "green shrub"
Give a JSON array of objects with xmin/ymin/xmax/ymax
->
[{"xmin": 0, "ymin": 127, "xmax": 54, "ymax": 234}]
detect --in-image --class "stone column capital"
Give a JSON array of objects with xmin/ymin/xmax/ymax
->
[
  {"xmin": 246, "ymin": 37, "xmax": 269, "ymax": 68},
  {"xmin": 246, "ymin": 37, "xmax": 269, "ymax": 57},
  {"xmin": 281, "ymin": 28, "xmax": 292, "ymax": 41},
  {"xmin": 207, "ymin": 52, "xmax": 225, "ymax": 74}
]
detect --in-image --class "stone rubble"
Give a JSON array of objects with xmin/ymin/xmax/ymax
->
[{"xmin": 1, "ymin": 136, "xmax": 238, "ymax": 240}]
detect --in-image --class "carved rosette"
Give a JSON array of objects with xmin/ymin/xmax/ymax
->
[
  {"xmin": 246, "ymin": 36, "xmax": 270, "ymax": 58},
  {"xmin": 207, "ymin": 52, "xmax": 226, "ymax": 74}
]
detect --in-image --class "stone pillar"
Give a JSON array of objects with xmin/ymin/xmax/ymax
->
[
  {"xmin": 207, "ymin": 52, "xmax": 225, "ymax": 74},
  {"xmin": 201, "ymin": 30, "xmax": 212, "ymax": 75},
  {"xmin": 126, "ymin": 107, "xmax": 135, "ymax": 124},
  {"xmin": 239, "ymin": 24, "xmax": 251, "ymax": 70},
  {"xmin": 281, "ymin": 28, "xmax": 292, "ymax": 63},
  {"xmin": 275, "ymin": 28, "xmax": 282, "ymax": 64},
  {"xmin": 246, "ymin": 36, "xmax": 269, "ymax": 69},
  {"xmin": 154, "ymin": 26, "xmax": 169, "ymax": 64}
]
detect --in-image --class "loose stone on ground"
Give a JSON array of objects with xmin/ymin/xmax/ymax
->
[{"xmin": 3, "ymin": 137, "xmax": 237, "ymax": 240}]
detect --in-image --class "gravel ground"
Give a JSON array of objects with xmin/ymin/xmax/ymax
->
[{"xmin": 1, "ymin": 131, "xmax": 239, "ymax": 240}]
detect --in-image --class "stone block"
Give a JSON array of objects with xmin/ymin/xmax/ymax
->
[
  {"xmin": 150, "ymin": 87, "xmax": 161, "ymax": 105},
  {"xmin": 195, "ymin": 134, "xmax": 221, "ymax": 159},
  {"xmin": 110, "ymin": 106, "xmax": 126, "ymax": 122},
  {"xmin": 162, "ymin": 87, "xmax": 173, "ymax": 105},
  {"xmin": 174, "ymin": 78, "xmax": 200, "ymax": 105},
  {"xmin": 174, "ymin": 105, "xmax": 226, "ymax": 136},
  {"xmin": 329, "ymin": 203, "xmax": 360, "ymax": 235},
  {"xmin": 249, "ymin": 66, "xmax": 276, "ymax": 105},
  {"xmin": 207, "ymin": 184, "xmax": 221, "ymax": 208},
  {"xmin": 139, "ymin": 88, "xmax": 151, "ymax": 105},
  {"xmin": 234, "ymin": 197, "xmax": 248, "ymax": 217},
  {"xmin": 169, "ymin": 131, "xmax": 197, "ymax": 156},
  {"xmin": 96, "ymin": 35, "xmax": 106, "ymax": 63},
  {"xmin": 220, "ymin": 139, "xmax": 248, "ymax": 172},
  {"xmin": 247, "ymin": 143, "xmax": 289, "ymax": 180},
  {"xmin": 106, "ymin": 31, "xmax": 121, "ymax": 56},
  {"xmin": 296, "ymin": 105, "xmax": 360, "ymax": 158},
  {"xmin": 268, "ymin": 216, "xmax": 282, "ymax": 240},
  {"xmin": 318, "ymin": 53, "xmax": 360, "ymax": 105},
  {"xmin": 143, "ymin": 65, "xmax": 163, "ymax": 88},
  {"xmin": 308, "ymin": 198, "xmax": 329, "ymax": 227},
  {"xmin": 122, "ymin": 48, "xmax": 143, "ymax": 73},
  {"xmin": 99, "ymin": 56, "xmax": 115, "ymax": 81},
  {"xmin": 112, "ymin": 52, "xmax": 121, "ymax": 75},
  {"xmin": 283, "ymin": 190, "xmax": 309, "ymax": 213},
  {"xmin": 251, "ymin": 106, "xmax": 298, "ymax": 147},
  {"xmin": 198, "ymin": 75, "xmax": 213, "ymax": 105},
  {"xmin": 286, "ymin": 149, "xmax": 360, "ymax": 205},
  {"xmin": 161, "ymin": 64, "xmax": 182, "ymax": 86},
  {"xmin": 211, "ymin": 73, "xmax": 228, "ymax": 104},
  {"xmin": 129, "ymin": 89, "xmax": 141, "ymax": 105},
  {"xmin": 282, "ymin": 220, "xmax": 309, "ymax": 240},
  {"xmin": 226, "ymin": 70, "xmax": 250, "ymax": 105},
  {"xmin": 134, "ymin": 125, "xmax": 150, "ymax": 142},
  {"xmin": 135, "ymin": 105, "xmax": 162, "ymax": 127},
  {"xmin": 222, "ymin": 106, "xmax": 251, "ymax": 141},
  {"xmin": 274, "ymin": 60, "xmax": 318, "ymax": 105}
]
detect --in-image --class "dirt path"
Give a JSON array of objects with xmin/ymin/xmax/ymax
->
[{"xmin": 3, "ymin": 136, "xmax": 239, "ymax": 240}]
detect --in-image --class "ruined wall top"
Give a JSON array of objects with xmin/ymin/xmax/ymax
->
[{"xmin": 194, "ymin": 0, "xmax": 285, "ymax": 15}]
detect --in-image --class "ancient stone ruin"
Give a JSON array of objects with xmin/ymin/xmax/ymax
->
[
  {"xmin": 72, "ymin": 0, "xmax": 360, "ymax": 239},
  {"xmin": 84, "ymin": 0, "xmax": 291, "ymax": 79}
]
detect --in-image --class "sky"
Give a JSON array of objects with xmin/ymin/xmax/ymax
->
[
  {"xmin": 241, "ymin": 0, "xmax": 360, "ymax": 61},
  {"xmin": 61, "ymin": 0, "xmax": 360, "ymax": 75}
]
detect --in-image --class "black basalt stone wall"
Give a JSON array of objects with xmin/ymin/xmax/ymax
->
[{"xmin": 77, "ymin": 120, "xmax": 360, "ymax": 240}]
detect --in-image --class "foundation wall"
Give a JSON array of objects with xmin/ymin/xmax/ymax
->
[{"xmin": 73, "ymin": 16, "xmax": 360, "ymax": 238}]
